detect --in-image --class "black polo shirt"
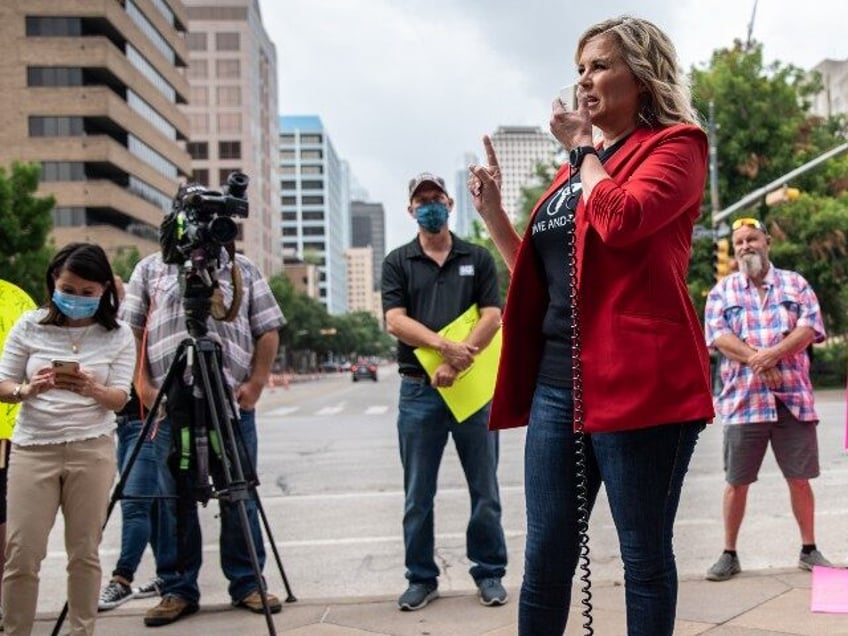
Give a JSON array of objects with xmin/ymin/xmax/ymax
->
[{"xmin": 382, "ymin": 232, "xmax": 502, "ymax": 374}]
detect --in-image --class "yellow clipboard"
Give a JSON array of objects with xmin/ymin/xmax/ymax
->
[{"xmin": 414, "ymin": 304, "xmax": 502, "ymax": 423}]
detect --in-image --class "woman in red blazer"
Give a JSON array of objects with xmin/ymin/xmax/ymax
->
[{"xmin": 469, "ymin": 16, "xmax": 714, "ymax": 636}]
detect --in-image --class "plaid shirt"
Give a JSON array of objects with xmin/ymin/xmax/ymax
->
[
  {"xmin": 120, "ymin": 252, "xmax": 286, "ymax": 393},
  {"xmin": 705, "ymin": 265, "xmax": 825, "ymax": 424}
]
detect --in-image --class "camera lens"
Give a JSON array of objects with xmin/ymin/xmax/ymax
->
[{"xmin": 208, "ymin": 216, "xmax": 238, "ymax": 243}]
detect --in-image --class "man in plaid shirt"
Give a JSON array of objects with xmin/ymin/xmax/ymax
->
[{"xmin": 703, "ymin": 217, "xmax": 830, "ymax": 582}]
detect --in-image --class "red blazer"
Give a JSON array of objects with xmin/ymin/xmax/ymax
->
[{"xmin": 490, "ymin": 124, "xmax": 714, "ymax": 433}]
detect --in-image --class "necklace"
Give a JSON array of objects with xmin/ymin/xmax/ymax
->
[{"xmin": 66, "ymin": 324, "xmax": 93, "ymax": 354}]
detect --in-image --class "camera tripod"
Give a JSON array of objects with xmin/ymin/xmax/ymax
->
[{"xmin": 52, "ymin": 278, "xmax": 295, "ymax": 636}]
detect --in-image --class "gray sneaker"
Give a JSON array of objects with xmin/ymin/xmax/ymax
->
[
  {"xmin": 706, "ymin": 552, "xmax": 741, "ymax": 581},
  {"xmin": 398, "ymin": 582, "xmax": 438, "ymax": 611},
  {"xmin": 799, "ymin": 549, "xmax": 832, "ymax": 571},
  {"xmin": 477, "ymin": 578, "xmax": 508, "ymax": 606}
]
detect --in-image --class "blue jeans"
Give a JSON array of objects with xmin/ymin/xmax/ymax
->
[
  {"xmin": 113, "ymin": 417, "xmax": 160, "ymax": 582},
  {"xmin": 154, "ymin": 409, "xmax": 266, "ymax": 604},
  {"xmin": 397, "ymin": 377, "xmax": 507, "ymax": 584},
  {"xmin": 519, "ymin": 383, "xmax": 703, "ymax": 636}
]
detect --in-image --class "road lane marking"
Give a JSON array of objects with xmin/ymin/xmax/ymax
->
[
  {"xmin": 315, "ymin": 405, "xmax": 344, "ymax": 415},
  {"xmin": 266, "ymin": 406, "xmax": 300, "ymax": 416},
  {"xmin": 365, "ymin": 406, "xmax": 389, "ymax": 415}
]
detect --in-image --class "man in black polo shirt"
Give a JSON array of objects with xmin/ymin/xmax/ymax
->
[{"xmin": 381, "ymin": 172, "xmax": 507, "ymax": 612}]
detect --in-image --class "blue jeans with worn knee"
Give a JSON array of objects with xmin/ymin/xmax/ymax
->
[
  {"xmin": 154, "ymin": 409, "xmax": 266, "ymax": 604},
  {"xmin": 113, "ymin": 416, "xmax": 160, "ymax": 582},
  {"xmin": 519, "ymin": 382, "xmax": 703, "ymax": 636},
  {"xmin": 397, "ymin": 377, "xmax": 507, "ymax": 585}
]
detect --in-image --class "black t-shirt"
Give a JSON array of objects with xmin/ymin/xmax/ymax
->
[
  {"xmin": 382, "ymin": 233, "xmax": 502, "ymax": 374},
  {"xmin": 532, "ymin": 136, "xmax": 630, "ymax": 387}
]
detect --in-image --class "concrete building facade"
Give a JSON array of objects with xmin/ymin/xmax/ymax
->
[
  {"xmin": 182, "ymin": 0, "xmax": 281, "ymax": 275},
  {"xmin": 350, "ymin": 200, "xmax": 385, "ymax": 290},
  {"xmin": 0, "ymin": 0, "xmax": 193, "ymax": 257},
  {"xmin": 279, "ymin": 115, "xmax": 349, "ymax": 315},
  {"xmin": 810, "ymin": 58, "xmax": 848, "ymax": 118}
]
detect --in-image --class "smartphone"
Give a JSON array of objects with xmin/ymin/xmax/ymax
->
[
  {"xmin": 558, "ymin": 83, "xmax": 578, "ymax": 111},
  {"xmin": 52, "ymin": 359, "xmax": 80, "ymax": 374}
]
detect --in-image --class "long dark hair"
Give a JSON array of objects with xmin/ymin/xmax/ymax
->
[{"xmin": 40, "ymin": 242, "xmax": 120, "ymax": 329}]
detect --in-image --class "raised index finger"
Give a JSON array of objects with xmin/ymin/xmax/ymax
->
[{"xmin": 482, "ymin": 135, "xmax": 500, "ymax": 168}]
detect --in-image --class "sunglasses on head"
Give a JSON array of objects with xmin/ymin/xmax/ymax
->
[{"xmin": 731, "ymin": 217, "xmax": 765, "ymax": 231}]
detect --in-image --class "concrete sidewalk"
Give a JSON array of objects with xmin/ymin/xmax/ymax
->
[{"xmin": 33, "ymin": 568, "xmax": 848, "ymax": 635}]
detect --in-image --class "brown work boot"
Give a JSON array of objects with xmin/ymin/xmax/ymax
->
[
  {"xmin": 143, "ymin": 594, "xmax": 199, "ymax": 627},
  {"xmin": 235, "ymin": 590, "xmax": 282, "ymax": 614}
]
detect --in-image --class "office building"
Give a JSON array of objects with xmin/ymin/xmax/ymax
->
[
  {"xmin": 452, "ymin": 152, "xmax": 478, "ymax": 239},
  {"xmin": 182, "ymin": 0, "xmax": 281, "ymax": 275},
  {"xmin": 0, "ymin": 0, "xmax": 192, "ymax": 256},
  {"xmin": 279, "ymin": 115, "xmax": 349, "ymax": 315},
  {"xmin": 810, "ymin": 58, "xmax": 848, "ymax": 118},
  {"xmin": 350, "ymin": 200, "xmax": 385, "ymax": 289},
  {"xmin": 489, "ymin": 126, "xmax": 559, "ymax": 218}
]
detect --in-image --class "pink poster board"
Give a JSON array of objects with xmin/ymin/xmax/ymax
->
[{"xmin": 811, "ymin": 565, "xmax": 848, "ymax": 613}]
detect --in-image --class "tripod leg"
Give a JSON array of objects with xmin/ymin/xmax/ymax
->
[
  {"xmin": 253, "ymin": 493, "xmax": 297, "ymax": 602},
  {"xmin": 194, "ymin": 343, "xmax": 277, "ymax": 635}
]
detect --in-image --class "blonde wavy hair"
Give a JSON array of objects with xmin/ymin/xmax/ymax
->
[{"xmin": 576, "ymin": 16, "xmax": 701, "ymax": 128}]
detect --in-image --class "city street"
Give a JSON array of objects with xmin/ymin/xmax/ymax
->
[{"xmin": 35, "ymin": 364, "xmax": 848, "ymax": 616}]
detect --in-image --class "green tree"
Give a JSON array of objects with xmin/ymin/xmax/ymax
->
[
  {"xmin": 0, "ymin": 162, "xmax": 55, "ymax": 303},
  {"xmin": 688, "ymin": 40, "xmax": 848, "ymax": 325},
  {"xmin": 111, "ymin": 246, "xmax": 142, "ymax": 282}
]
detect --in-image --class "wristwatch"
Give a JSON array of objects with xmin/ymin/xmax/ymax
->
[{"xmin": 569, "ymin": 145, "xmax": 598, "ymax": 170}]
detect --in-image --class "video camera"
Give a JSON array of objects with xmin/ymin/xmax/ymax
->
[{"xmin": 160, "ymin": 171, "xmax": 250, "ymax": 265}]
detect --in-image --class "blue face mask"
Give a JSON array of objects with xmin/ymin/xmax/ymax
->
[
  {"xmin": 52, "ymin": 290, "xmax": 101, "ymax": 320},
  {"xmin": 415, "ymin": 202, "xmax": 449, "ymax": 233}
]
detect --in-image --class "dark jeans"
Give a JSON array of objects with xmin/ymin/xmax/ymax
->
[
  {"xmin": 113, "ymin": 417, "xmax": 160, "ymax": 582},
  {"xmin": 397, "ymin": 377, "xmax": 507, "ymax": 584},
  {"xmin": 153, "ymin": 409, "xmax": 266, "ymax": 604},
  {"xmin": 519, "ymin": 383, "xmax": 703, "ymax": 636}
]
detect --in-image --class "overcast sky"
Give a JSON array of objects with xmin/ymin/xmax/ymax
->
[{"xmin": 259, "ymin": 0, "xmax": 845, "ymax": 252}]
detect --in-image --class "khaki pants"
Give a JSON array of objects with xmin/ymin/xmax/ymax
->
[{"xmin": 2, "ymin": 435, "xmax": 115, "ymax": 636}]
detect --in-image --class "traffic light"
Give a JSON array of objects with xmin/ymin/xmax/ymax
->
[
  {"xmin": 713, "ymin": 238, "xmax": 731, "ymax": 281},
  {"xmin": 764, "ymin": 184, "xmax": 800, "ymax": 206}
]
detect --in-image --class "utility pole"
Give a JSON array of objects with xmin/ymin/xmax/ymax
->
[
  {"xmin": 745, "ymin": 0, "xmax": 758, "ymax": 51},
  {"xmin": 708, "ymin": 100, "xmax": 720, "ymax": 227}
]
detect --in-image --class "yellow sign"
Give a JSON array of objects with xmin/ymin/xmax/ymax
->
[
  {"xmin": 0, "ymin": 280, "xmax": 37, "ymax": 439},
  {"xmin": 414, "ymin": 304, "xmax": 502, "ymax": 423}
]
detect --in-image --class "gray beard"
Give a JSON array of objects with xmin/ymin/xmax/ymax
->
[{"xmin": 739, "ymin": 253, "xmax": 764, "ymax": 278}]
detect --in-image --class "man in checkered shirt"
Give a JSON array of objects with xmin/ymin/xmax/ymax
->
[{"xmin": 703, "ymin": 217, "xmax": 831, "ymax": 582}]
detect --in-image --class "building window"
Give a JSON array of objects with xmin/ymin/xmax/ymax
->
[
  {"xmin": 301, "ymin": 165, "xmax": 323, "ymax": 175},
  {"xmin": 216, "ymin": 113, "xmax": 241, "ymax": 133},
  {"xmin": 26, "ymin": 17, "xmax": 82, "ymax": 36},
  {"xmin": 192, "ymin": 168, "xmax": 210, "ymax": 185},
  {"xmin": 279, "ymin": 165, "xmax": 295, "ymax": 175},
  {"xmin": 300, "ymin": 149, "xmax": 322, "ymax": 160},
  {"xmin": 281, "ymin": 197, "xmax": 296, "ymax": 206},
  {"xmin": 216, "ymin": 59, "xmax": 240, "ymax": 78},
  {"xmin": 216, "ymin": 86, "xmax": 240, "ymax": 107},
  {"xmin": 215, "ymin": 32, "xmax": 240, "ymax": 51},
  {"xmin": 218, "ymin": 141, "xmax": 241, "ymax": 159},
  {"xmin": 186, "ymin": 142, "xmax": 208, "ymax": 160},
  {"xmin": 187, "ymin": 59, "xmax": 208, "ymax": 79},
  {"xmin": 52, "ymin": 207, "xmax": 86, "ymax": 227},
  {"xmin": 27, "ymin": 67, "xmax": 82, "ymax": 87},
  {"xmin": 281, "ymin": 210, "xmax": 297, "ymax": 220},
  {"xmin": 280, "ymin": 134, "xmax": 295, "ymax": 143},
  {"xmin": 29, "ymin": 116, "xmax": 83, "ymax": 137},
  {"xmin": 301, "ymin": 134, "xmax": 323, "ymax": 144},
  {"xmin": 280, "ymin": 180, "xmax": 296, "ymax": 190},
  {"xmin": 302, "ymin": 196, "xmax": 324, "ymax": 205},
  {"xmin": 282, "ymin": 227, "xmax": 298, "ymax": 236},
  {"xmin": 186, "ymin": 32, "xmax": 207, "ymax": 50},
  {"xmin": 279, "ymin": 150, "xmax": 295, "ymax": 160},
  {"xmin": 302, "ymin": 180, "xmax": 323, "ymax": 190},
  {"xmin": 41, "ymin": 162, "xmax": 85, "ymax": 182},
  {"xmin": 188, "ymin": 113, "xmax": 208, "ymax": 134},
  {"xmin": 190, "ymin": 86, "xmax": 208, "ymax": 106},
  {"xmin": 302, "ymin": 211, "xmax": 325, "ymax": 221}
]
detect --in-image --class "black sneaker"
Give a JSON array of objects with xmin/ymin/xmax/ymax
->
[
  {"xmin": 397, "ymin": 581, "xmax": 438, "ymax": 611},
  {"xmin": 99, "ymin": 578, "xmax": 135, "ymax": 611},
  {"xmin": 134, "ymin": 577, "xmax": 163, "ymax": 599},
  {"xmin": 476, "ymin": 577, "xmax": 508, "ymax": 606}
]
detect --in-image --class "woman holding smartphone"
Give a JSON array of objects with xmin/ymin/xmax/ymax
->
[{"xmin": 0, "ymin": 243, "xmax": 135, "ymax": 636}]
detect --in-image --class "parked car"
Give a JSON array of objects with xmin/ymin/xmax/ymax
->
[{"xmin": 351, "ymin": 359, "xmax": 378, "ymax": 382}]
